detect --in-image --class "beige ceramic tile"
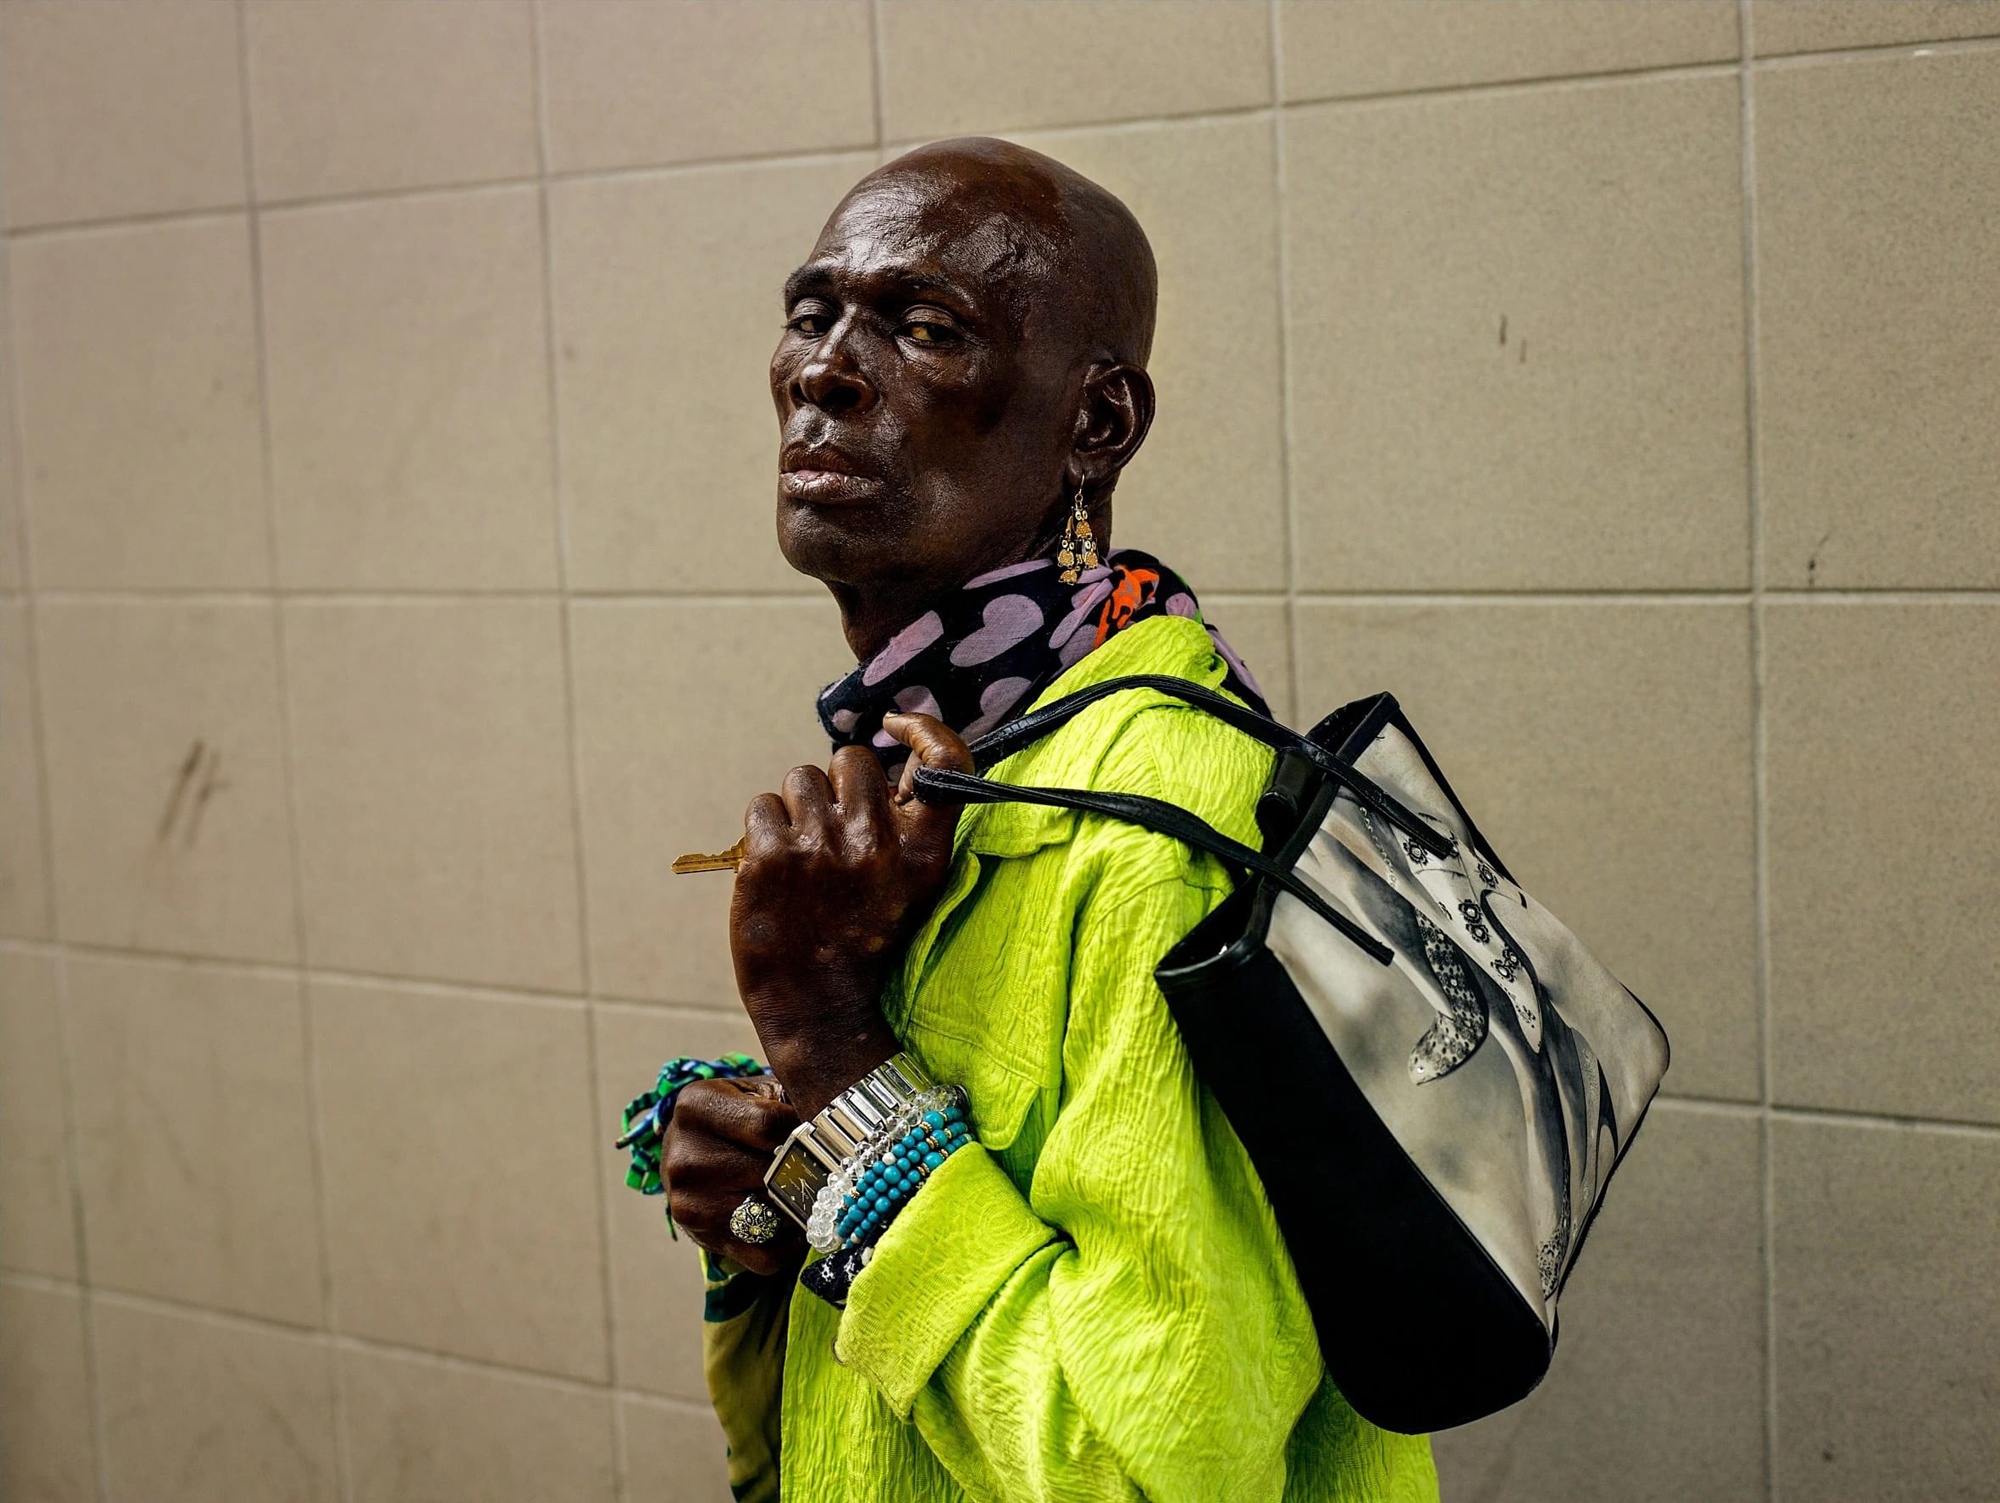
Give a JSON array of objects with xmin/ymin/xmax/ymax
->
[
  {"xmin": 1008, "ymin": 118, "xmax": 1286, "ymax": 591},
  {"xmin": 0, "ymin": 604, "xmax": 52, "ymax": 938},
  {"xmin": 10, "ymin": 218, "xmax": 269, "ymax": 589},
  {"xmin": 597, "ymin": 1004, "xmax": 758, "ymax": 1400},
  {"xmin": 569, "ymin": 598, "xmax": 846, "ymax": 1004},
  {"xmin": 0, "ymin": 0, "xmax": 244, "ymax": 227},
  {"xmin": 1434, "ymin": 1104, "xmax": 1764, "ymax": 1503},
  {"xmin": 1755, "ymin": 50, "xmax": 2000, "ymax": 588},
  {"xmin": 1281, "ymin": 0, "xmax": 1739, "ymax": 100},
  {"xmin": 539, "ymin": 0, "xmax": 874, "ymax": 172},
  {"xmin": 878, "ymin": 0, "xmax": 1271, "ymax": 139},
  {"xmin": 549, "ymin": 156, "xmax": 872, "ymax": 591},
  {"xmin": 94, "ymin": 1301, "xmax": 339, "ymax": 1503},
  {"xmin": 0, "ymin": 950, "xmax": 74, "ymax": 1279},
  {"xmin": 1765, "ymin": 604, "xmax": 2000, "ymax": 1123},
  {"xmin": 36, "ymin": 601, "xmax": 298, "ymax": 962},
  {"xmin": 65, "ymin": 955, "xmax": 322, "ymax": 1324},
  {"xmin": 1773, "ymin": 1120, "xmax": 1998, "ymax": 1502},
  {"xmin": 1203, "ymin": 597, "xmax": 1294, "ymax": 727},
  {"xmin": 1285, "ymin": 77, "xmax": 1748, "ymax": 590},
  {"xmin": 1753, "ymin": 0, "xmax": 2000, "ymax": 54},
  {"xmin": 284, "ymin": 601, "xmax": 582, "ymax": 990},
  {"xmin": 245, "ymin": 0, "xmax": 537, "ymax": 201},
  {"xmin": 1294, "ymin": 602, "xmax": 1758, "ymax": 1101},
  {"xmin": 260, "ymin": 190, "xmax": 557, "ymax": 589},
  {"xmin": 621, "ymin": 1395, "xmax": 733, "ymax": 1503},
  {"xmin": 0, "ymin": 1280, "xmax": 94, "ymax": 1503},
  {"xmin": 1, "ymin": 346, "xmax": 25, "ymax": 593},
  {"xmin": 313, "ymin": 978, "xmax": 607, "ymax": 1379},
  {"xmin": 342, "ymin": 1345, "xmax": 617, "ymax": 1503}
]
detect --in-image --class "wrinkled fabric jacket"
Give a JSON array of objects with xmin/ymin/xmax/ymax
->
[{"xmin": 702, "ymin": 613, "xmax": 1440, "ymax": 1503}]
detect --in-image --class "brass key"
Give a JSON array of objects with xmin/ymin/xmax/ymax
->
[{"xmin": 671, "ymin": 837, "xmax": 745, "ymax": 875}]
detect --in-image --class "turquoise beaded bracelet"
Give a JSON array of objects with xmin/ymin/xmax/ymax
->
[{"xmin": 835, "ymin": 1104, "xmax": 970, "ymax": 1249}]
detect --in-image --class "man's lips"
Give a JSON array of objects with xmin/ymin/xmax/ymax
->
[{"xmin": 779, "ymin": 465, "xmax": 882, "ymax": 503}]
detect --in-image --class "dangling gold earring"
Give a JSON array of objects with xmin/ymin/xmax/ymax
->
[{"xmin": 1057, "ymin": 485, "xmax": 1099, "ymax": 584}]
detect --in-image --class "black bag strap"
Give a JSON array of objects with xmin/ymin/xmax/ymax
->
[
  {"xmin": 912, "ymin": 766, "xmax": 1394, "ymax": 966},
  {"xmin": 951, "ymin": 673, "xmax": 1453, "ymax": 861}
]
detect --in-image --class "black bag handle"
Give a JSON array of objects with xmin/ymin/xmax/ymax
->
[
  {"xmin": 949, "ymin": 673, "xmax": 1453, "ymax": 861},
  {"xmin": 912, "ymin": 765, "xmax": 1394, "ymax": 967}
]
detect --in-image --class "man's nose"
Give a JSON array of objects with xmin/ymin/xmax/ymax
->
[{"xmin": 792, "ymin": 322, "xmax": 876, "ymax": 415}]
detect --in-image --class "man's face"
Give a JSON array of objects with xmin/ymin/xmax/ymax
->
[{"xmin": 770, "ymin": 167, "xmax": 1079, "ymax": 593}]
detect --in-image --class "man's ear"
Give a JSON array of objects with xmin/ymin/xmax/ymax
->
[{"xmin": 1070, "ymin": 362, "xmax": 1155, "ymax": 487}]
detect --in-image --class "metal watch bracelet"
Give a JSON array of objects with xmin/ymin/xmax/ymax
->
[{"xmin": 762, "ymin": 1053, "xmax": 937, "ymax": 1230}]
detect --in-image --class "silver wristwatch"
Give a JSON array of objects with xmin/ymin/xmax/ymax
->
[{"xmin": 763, "ymin": 1052, "xmax": 937, "ymax": 1230}]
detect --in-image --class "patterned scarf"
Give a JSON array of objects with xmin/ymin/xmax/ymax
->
[{"xmin": 818, "ymin": 547, "xmax": 1269, "ymax": 780}]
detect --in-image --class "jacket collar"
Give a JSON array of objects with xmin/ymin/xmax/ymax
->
[
  {"xmin": 888, "ymin": 613, "xmax": 1237, "ymax": 1024},
  {"xmin": 950, "ymin": 613, "xmax": 1232, "ymax": 860}
]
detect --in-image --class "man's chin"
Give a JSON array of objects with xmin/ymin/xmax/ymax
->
[{"xmin": 775, "ymin": 497, "xmax": 907, "ymax": 587}]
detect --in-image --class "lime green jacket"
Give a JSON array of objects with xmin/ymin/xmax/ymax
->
[{"xmin": 702, "ymin": 614, "xmax": 1439, "ymax": 1503}]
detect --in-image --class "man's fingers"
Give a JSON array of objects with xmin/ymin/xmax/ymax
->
[
  {"xmin": 881, "ymin": 712, "xmax": 972, "ymax": 867},
  {"xmin": 742, "ymin": 791, "xmax": 790, "ymax": 857},
  {"xmin": 882, "ymin": 712, "xmax": 974, "ymax": 796},
  {"xmin": 779, "ymin": 763, "xmax": 836, "ymax": 834},
  {"xmin": 827, "ymin": 744, "xmax": 894, "ymax": 835},
  {"xmin": 672, "ymin": 1077, "xmax": 799, "ymax": 1153}
]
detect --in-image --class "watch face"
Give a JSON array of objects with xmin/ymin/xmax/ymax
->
[{"xmin": 765, "ymin": 1143, "xmax": 826, "ymax": 1228}]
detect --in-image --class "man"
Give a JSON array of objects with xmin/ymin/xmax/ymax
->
[{"xmin": 660, "ymin": 136, "xmax": 1439, "ymax": 1502}]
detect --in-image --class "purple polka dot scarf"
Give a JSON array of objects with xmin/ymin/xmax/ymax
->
[{"xmin": 817, "ymin": 546, "xmax": 1270, "ymax": 780}]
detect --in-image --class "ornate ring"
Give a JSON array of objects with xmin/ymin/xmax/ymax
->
[{"xmin": 728, "ymin": 1196, "xmax": 781, "ymax": 1246}]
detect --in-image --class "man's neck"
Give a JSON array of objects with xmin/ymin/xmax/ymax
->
[
  {"xmin": 827, "ymin": 579, "xmax": 939, "ymax": 663},
  {"xmin": 826, "ymin": 523, "xmax": 1114, "ymax": 663}
]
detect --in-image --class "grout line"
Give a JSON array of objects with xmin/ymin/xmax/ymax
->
[
  {"xmin": 1762, "ymin": 1104, "xmax": 2000, "ymax": 1139},
  {"xmin": 527, "ymin": 12, "xmax": 627, "ymax": 1502},
  {"xmin": 4, "ymin": 1272, "xmax": 725, "ymax": 1417},
  {"xmin": 868, "ymin": 0, "xmax": 887, "ymax": 150},
  {"xmin": 39, "ymin": 936, "xmax": 748, "ymax": 1016},
  {"xmin": 27, "ymin": 586, "xmax": 827, "ymax": 603},
  {"xmin": 26, "ymin": 584, "xmax": 2000, "ymax": 606},
  {"xmin": 1735, "ymin": 5, "xmax": 1780, "ymax": 1496},
  {"xmin": 1749, "ymin": 31, "xmax": 2000, "ymax": 69},
  {"xmin": 1283, "ymin": 58, "xmax": 1742, "ymax": 113},
  {"xmin": 1268, "ymin": 0, "xmax": 1303, "ymax": 726},
  {"xmin": 230, "ymin": 7, "xmax": 354, "ymax": 1498},
  {"xmin": 3, "ymin": 186, "xmax": 113, "ymax": 1503},
  {"xmin": 882, "ymin": 99, "xmax": 1276, "ymax": 155},
  {"xmin": 1656, "ymin": 1093, "xmax": 2000, "ymax": 1138},
  {"xmin": 3, "ymin": 203, "xmax": 254, "ymax": 241},
  {"xmin": 0, "ymin": 1269, "xmax": 86, "ymax": 1297},
  {"xmin": 1294, "ymin": 589, "xmax": 1757, "ymax": 605},
  {"xmin": 77, "ymin": 1282, "xmax": 632, "ymax": 1398}
]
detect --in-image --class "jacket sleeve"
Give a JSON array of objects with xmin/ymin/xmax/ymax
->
[
  {"xmin": 700, "ymin": 1249, "xmax": 790, "ymax": 1503},
  {"xmin": 834, "ymin": 859, "xmax": 1326, "ymax": 1502}
]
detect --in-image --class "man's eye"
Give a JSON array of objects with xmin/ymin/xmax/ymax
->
[
  {"xmin": 789, "ymin": 313, "xmax": 829, "ymax": 336},
  {"xmin": 904, "ymin": 321, "xmax": 955, "ymax": 344}
]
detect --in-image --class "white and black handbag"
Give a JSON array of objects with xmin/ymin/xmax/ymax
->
[{"xmin": 911, "ymin": 675, "xmax": 1672, "ymax": 1434}]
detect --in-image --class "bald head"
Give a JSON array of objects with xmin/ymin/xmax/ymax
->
[{"xmin": 851, "ymin": 137, "xmax": 1157, "ymax": 369}]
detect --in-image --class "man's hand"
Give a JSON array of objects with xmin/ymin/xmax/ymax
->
[
  {"xmin": 730, "ymin": 713, "xmax": 972, "ymax": 1117},
  {"xmin": 662, "ymin": 1076, "xmax": 805, "ymax": 1276}
]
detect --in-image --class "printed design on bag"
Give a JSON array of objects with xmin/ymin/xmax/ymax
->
[
  {"xmin": 1535, "ymin": 1207, "xmax": 1570, "ymax": 1301},
  {"xmin": 1409, "ymin": 913, "xmax": 1489, "ymax": 1084},
  {"xmin": 1299, "ymin": 773, "xmax": 1656, "ymax": 1317}
]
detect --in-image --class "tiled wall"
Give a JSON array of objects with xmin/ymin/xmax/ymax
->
[{"xmin": 2, "ymin": 3, "xmax": 1995, "ymax": 1501}]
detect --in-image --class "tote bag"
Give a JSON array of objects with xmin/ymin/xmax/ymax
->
[{"xmin": 911, "ymin": 675, "xmax": 1671, "ymax": 1433}]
